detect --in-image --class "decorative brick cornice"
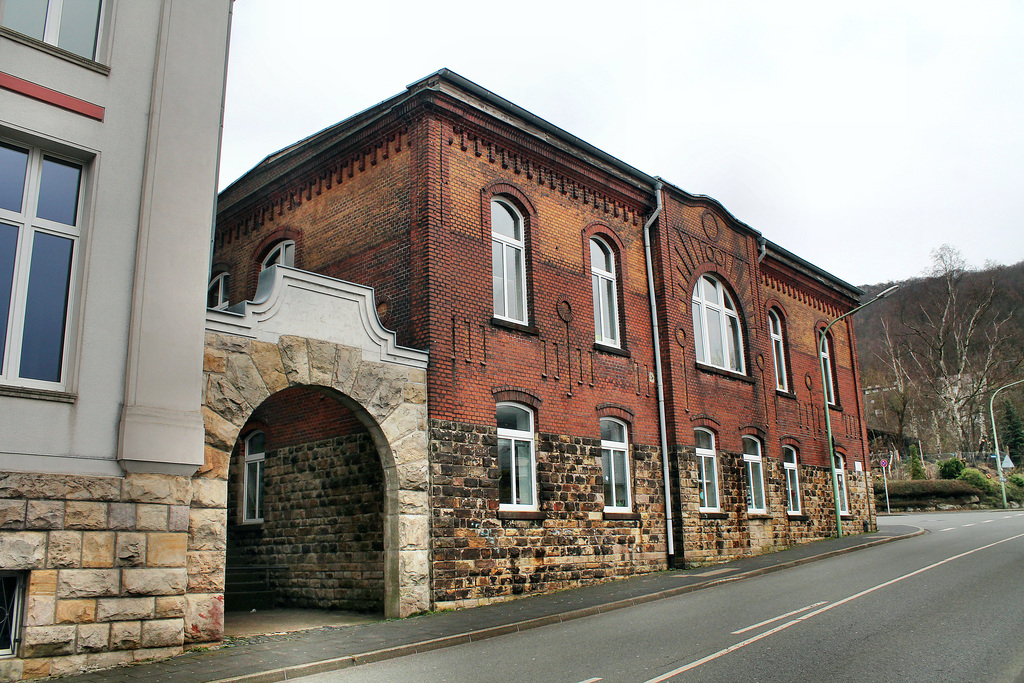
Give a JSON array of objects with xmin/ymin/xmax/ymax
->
[{"xmin": 761, "ymin": 267, "xmax": 845, "ymax": 318}]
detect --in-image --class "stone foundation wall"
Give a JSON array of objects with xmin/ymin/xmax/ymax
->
[
  {"xmin": 226, "ymin": 433, "xmax": 385, "ymax": 611},
  {"xmin": 0, "ymin": 471, "xmax": 225, "ymax": 681},
  {"xmin": 675, "ymin": 447, "xmax": 875, "ymax": 566},
  {"xmin": 429, "ymin": 420, "xmax": 667, "ymax": 610}
]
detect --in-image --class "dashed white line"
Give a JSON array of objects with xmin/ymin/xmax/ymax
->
[
  {"xmin": 982, "ymin": 519, "xmax": 994, "ymax": 524},
  {"xmin": 940, "ymin": 528, "xmax": 955, "ymax": 532},
  {"xmin": 963, "ymin": 523, "xmax": 976, "ymax": 527},
  {"xmin": 576, "ymin": 678, "xmax": 602, "ymax": 683},
  {"xmin": 643, "ymin": 531, "xmax": 1024, "ymax": 683},
  {"xmin": 731, "ymin": 602, "xmax": 828, "ymax": 634}
]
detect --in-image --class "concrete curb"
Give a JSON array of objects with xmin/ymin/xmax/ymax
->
[{"xmin": 212, "ymin": 529, "xmax": 925, "ymax": 683}]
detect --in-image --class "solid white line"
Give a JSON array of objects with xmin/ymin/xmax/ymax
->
[
  {"xmin": 643, "ymin": 531, "xmax": 1024, "ymax": 683},
  {"xmin": 731, "ymin": 602, "xmax": 828, "ymax": 634}
]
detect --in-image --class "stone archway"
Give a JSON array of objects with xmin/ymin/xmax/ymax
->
[{"xmin": 197, "ymin": 267, "xmax": 430, "ymax": 621}]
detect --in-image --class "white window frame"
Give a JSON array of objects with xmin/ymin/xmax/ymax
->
[
  {"xmin": 261, "ymin": 240, "xmax": 295, "ymax": 270},
  {"xmin": 692, "ymin": 275, "xmax": 745, "ymax": 374},
  {"xmin": 600, "ymin": 418, "xmax": 631, "ymax": 511},
  {"xmin": 491, "ymin": 198, "xmax": 528, "ymax": 324},
  {"xmin": 783, "ymin": 446, "xmax": 801, "ymax": 515},
  {"xmin": 243, "ymin": 431, "xmax": 265, "ymax": 523},
  {"xmin": 0, "ymin": 141, "xmax": 84, "ymax": 391},
  {"xmin": 743, "ymin": 437, "xmax": 767, "ymax": 514},
  {"xmin": 590, "ymin": 237, "xmax": 619, "ymax": 347},
  {"xmin": 834, "ymin": 454, "xmax": 849, "ymax": 514},
  {"xmin": 497, "ymin": 402, "xmax": 537, "ymax": 510},
  {"xmin": 0, "ymin": 0, "xmax": 104, "ymax": 60},
  {"xmin": 695, "ymin": 428, "xmax": 719, "ymax": 512},
  {"xmin": 820, "ymin": 330, "xmax": 837, "ymax": 405},
  {"xmin": 0, "ymin": 571, "xmax": 25, "ymax": 658},
  {"xmin": 768, "ymin": 309, "xmax": 788, "ymax": 392},
  {"xmin": 207, "ymin": 271, "xmax": 230, "ymax": 310}
]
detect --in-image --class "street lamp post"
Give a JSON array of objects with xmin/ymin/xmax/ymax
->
[
  {"xmin": 990, "ymin": 378, "xmax": 1024, "ymax": 509},
  {"xmin": 821, "ymin": 284, "xmax": 899, "ymax": 538}
]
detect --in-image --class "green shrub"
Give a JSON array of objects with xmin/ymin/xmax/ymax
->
[
  {"xmin": 957, "ymin": 468, "xmax": 993, "ymax": 494},
  {"xmin": 909, "ymin": 454, "xmax": 926, "ymax": 480},
  {"xmin": 938, "ymin": 458, "xmax": 966, "ymax": 480},
  {"xmin": 1008, "ymin": 473, "xmax": 1024, "ymax": 488}
]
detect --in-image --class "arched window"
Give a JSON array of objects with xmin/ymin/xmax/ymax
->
[
  {"xmin": 590, "ymin": 237, "xmax": 619, "ymax": 347},
  {"xmin": 491, "ymin": 199, "xmax": 527, "ymax": 324},
  {"xmin": 497, "ymin": 403, "xmax": 535, "ymax": 509},
  {"xmin": 600, "ymin": 418, "xmax": 630, "ymax": 510},
  {"xmin": 742, "ymin": 437, "xmax": 766, "ymax": 514},
  {"xmin": 243, "ymin": 431, "xmax": 266, "ymax": 523},
  {"xmin": 819, "ymin": 330, "xmax": 838, "ymax": 405},
  {"xmin": 783, "ymin": 446, "xmax": 801, "ymax": 514},
  {"xmin": 768, "ymin": 309, "xmax": 788, "ymax": 392},
  {"xmin": 834, "ymin": 454, "xmax": 849, "ymax": 514},
  {"xmin": 695, "ymin": 429, "xmax": 719, "ymax": 512},
  {"xmin": 207, "ymin": 272, "xmax": 230, "ymax": 310},
  {"xmin": 692, "ymin": 275, "xmax": 744, "ymax": 373},
  {"xmin": 261, "ymin": 240, "xmax": 295, "ymax": 270}
]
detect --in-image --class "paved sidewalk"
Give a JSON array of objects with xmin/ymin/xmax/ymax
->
[{"xmin": 64, "ymin": 525, "xmax": 922, "ymax": 683}]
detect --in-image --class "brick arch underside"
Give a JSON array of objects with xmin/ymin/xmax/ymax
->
[{"xmin": 201, "ymin": 333, "xmax": 429, "ymax": 623}]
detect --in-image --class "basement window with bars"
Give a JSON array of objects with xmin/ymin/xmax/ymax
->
[{"xmin": 1, "ymin": 572, "xmax": 25, "ymax": 658}]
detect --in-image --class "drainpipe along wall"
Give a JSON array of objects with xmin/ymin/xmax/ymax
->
[{"xmin": 643, "ymin": 182, "xmax": 676, "ymax": 564}]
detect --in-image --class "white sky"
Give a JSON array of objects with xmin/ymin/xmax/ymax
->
[{"xmin": 218, "ymin": 0, "xmax": 1024, "ymax": 287}]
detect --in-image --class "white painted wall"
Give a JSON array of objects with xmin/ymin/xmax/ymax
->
[{"xmin": 0, "ymin": 0, "xmax": 233, "ymax": 475}]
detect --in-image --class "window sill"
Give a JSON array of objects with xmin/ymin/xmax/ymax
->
[
  {"xmin": 698, "ymin": 511, "xmax": 728, "ymax": 520},
  {"xmin": 497, "ymin": 510, "xmax": 546, "ymax": 521},
  {"xmin": 603, "ymin": 511, "xmax": 640, "ymax": 521},
  {"xmin": 0, "ymin": 385, "xmax": 76, "ymax": 403},
  {"xmin": 786, "ymin": 513, "xmax": 809, "ymax": 520},
  {"xmin": 490, "ymin": 317, "xmax": 538, "ymax": 336},
  {"xmin": 695, "ymin": 362, "xmax": 755, "ymax": 384},
  {"xmin": 593, "ymin": 342, "xmax": 630, "ymax": 358},
  {"xmin": 240, "ymin": 519, "xmax": 264, "ymax": 526},
  {"xmin": 0, "ymin": 27, "xmax": 110, "ymax": 74},
  {"xmin": 776, "ymin": 390, "xmax": 798, "ymax": 400},
  {"xmin": 827, "ymin": 403, "xmax": 844, "ymax": 413},
  {"xmin": 746, "ymin": 513, "xmax": 772, "ymax": 520}
]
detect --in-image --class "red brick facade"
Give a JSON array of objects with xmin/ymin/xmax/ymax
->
[{"xmin": 215, "ymin": 70, "xmax": 874, "ymax": 609}]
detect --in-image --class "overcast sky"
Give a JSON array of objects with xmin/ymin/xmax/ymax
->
[{"xmin": 218, "ymin": 1, "xmax": 1024, "ymax": 287}]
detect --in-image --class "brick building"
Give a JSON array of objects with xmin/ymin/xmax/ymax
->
[{"xmin": 213, "ymin": 69, "xmax": 874, "ymax": 612}]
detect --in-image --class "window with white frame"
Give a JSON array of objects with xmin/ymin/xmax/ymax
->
[
  {"xmin": 243, "ymin": 431, "xmax": 265, "ymax": 523},
  {"xmin": 834, "ymin": 453, "xmax": 849, "ymax": 514},
  {"xmin": 261, "ymin": 240, "xmax": 295, "ymax": 271},
  {"xmin": 1, "ymin": 571, "xmax": 25, "ymax": 658},
  {"xmin": 1, "ymin": 0, "xmax": 103, "ymax": 60},
  {"xmin": 768, "ymin": 309, "xmax": 788, "ymax": 392},
  {"xmin": 600, "ymin": 418, "xmax": 630, "ymax": 511},
  {"xmin": 491, "ymin": 198, "xmax": 527, "ymax": 324},
  {"xmin": 497, "ymin": 403, "xmax": 536, "ymax": 509},
  {"xmin": 207, "ymin": 272, "xmax": 230, "ymax": 310},
  {"xmin": 695, "ymin": 429, "xmax": 719, "ymax": 512},
  {"xmin": 692, "ymin": 275, "xmax": 744, "ymax": 373},
  {"xmin": 1, "ymin": 141, "xmax": 83, "ymax": 389},
  {"xmin": 743, "ymin": 437, "xmax": 766, "ymax": 514},
  {"xmin": 590, "ymin": 237, "xmax": 619, "ymax": 347},
  {"xmin": 783, "ymin": 446, "xmax": 801, "ymax": 514},
  {"xmin": 819, "ymin": 330, "xmax": 837, "ymax": 405}
]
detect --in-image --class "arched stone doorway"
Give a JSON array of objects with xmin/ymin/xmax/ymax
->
[{"xmin": 199, "ymin": 267, "xmax": 430, "ymax": 620}]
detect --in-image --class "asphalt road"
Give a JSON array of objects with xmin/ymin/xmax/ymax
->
[{"xmin": 292, "ymin": 510, "xmax": 1024, "ymax": 683}]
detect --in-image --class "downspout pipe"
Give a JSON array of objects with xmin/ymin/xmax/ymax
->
[{"xmin": 643, "ymin": 182, "xmax": 675, "ymax": 562}]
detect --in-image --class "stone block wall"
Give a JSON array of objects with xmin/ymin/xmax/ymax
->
[
  {"xmin": 429, "ymin": 420, "xmax": 667, "ymax": 610},
  {"xmin": 226, "ymin": 433, "xmax": 385, "ymax": 611},
  {"xmin": 0, "ymin": 471, "xmax": 225, "ymax": 681}
]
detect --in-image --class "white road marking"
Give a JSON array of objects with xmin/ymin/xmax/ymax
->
[
  {"xmin": 982, "ymin": 519, "xmax": 994, "ymax": 523},
  {"xmin": 731, "ymin": 602, "xmax": 828, "ymax": 634},
  {"xmin": 963, "ymin": 523, "xmax": 976, "ymax": 527},
  {"xmin": 576, "ymin": 678, "xmax": 602, "ymax": 683},
  {"xmin": 643, "ymin": 531, "xmax": 1024, "ymax": 683},
  {"xmin": 940, "ymin": 528, "xmax": 954, "ymax": 532}
]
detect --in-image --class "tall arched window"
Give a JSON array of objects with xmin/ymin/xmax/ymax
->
[
  {"xmin": 497, "ymin": 403, "xmax": 535, "ymax": 509},
  {"xmin": 692, "ymin": 275, "xmax": 744, "ymax": 373},
  {"xmin": 207, "ymin": 272, "xmax": 230, "ymax": 310},
  {"xmin": 695, "ymin": 429, "xmax": 719, "ymax": 512},
  {"xmin": 768, "ymin": 309, "xmax": 788, "ymax": 391},
  {"xmin": 243, "ymin": 431, "xmax": 266, "ymax": 523},
  {"xmin": 600, "ymin": 418, "xmax": 630, "ymax": 510},
  {"xmin": 783, "ymin": 446, "xmax": 801, "ymax": 514},
  {"xmin": 742, "ymin": 437, "xmax": 766, "ymax": 514},
  {"xmin": 834, "ymin": 454, "xmax": 849, "ymax": 514},
  {"xmin": 491, "ymin": 199, "xmax": 527, "ymax": 324},
  {"xmin": 590, "ymin": 237, "xmax": 619, "ymax": 347},
  {"xmin": 819, "ymin": 330, "xmax": 838, "ymax": 405},
  {"xmin": 261, "ymin": 240, "xmax": 295, "ymax": 270}
]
